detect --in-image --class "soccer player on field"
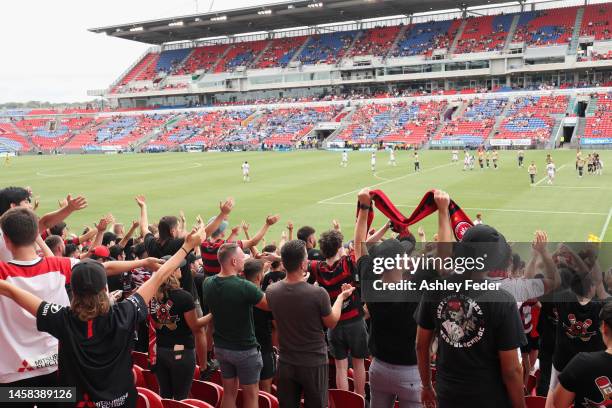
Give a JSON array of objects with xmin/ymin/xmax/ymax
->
[
  {"xmin": 388, "ymin": 148, "xmax": 397, "ymax": 166},
  {"xmin": 452, "ymin": 149, "xmax": 459, "ymax": 162},
  {"xmin": 341, "ymin": 150, "xmax": 348, "ymax": 167},
  {"xmin": 413, "ymin": 151, "xmax": 420, "ymax": 172},
  {"xmin": 546, "ymin": 161, "xmax": 556, "ymax": 185},
  {"xmin": 518, "ymin": 149, "xmax": 525, "ymax": 167},
  {"xmin": 577, "ymin": 156, "xmax": 585, "ymax": 178},
  {"xmin": 241, "ymin": 161, "xmax": 250, "ymax": 183},
  {"xmin": 528, "ymin": 162, "xmax": 537, "ymax": 185},
  {"xmin": 575, "ymin": 149, "xmax": 582, "ymax": 171},
  {"xmin": 492, "ymin": 150, "xmax": 499, "ymax": 169},
  {"xmin": 485, "ymin": 150, "xmax": 491, "ymax": 168},
  {"xmin": 469, "ymin": 153, "xmax": 475, "ymax": 170},
  {"xmin": 463, "ymin": 151, "xmax": 470, "ymax": 171},
  {"xmin": 371, "ymin": 152, "xmax": 376, "ymax": 172},
  {"xmin": 477, "ymin": 148, "xmax": 484, "ymax": 169}
]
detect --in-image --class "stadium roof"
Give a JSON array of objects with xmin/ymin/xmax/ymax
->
[{"xmin": 89, "ymin": 0, "xmax": 515, "ymax": 44}]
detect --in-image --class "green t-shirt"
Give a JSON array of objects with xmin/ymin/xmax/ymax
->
[{"xmin": 202, "ymin": 274, "xmax": 264, "ymax": 350}]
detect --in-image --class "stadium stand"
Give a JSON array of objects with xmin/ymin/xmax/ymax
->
[
  {"xmin": 580, "ymin": 2, "xmax": 612, "ymax": 40},
  {"xmin": 255, "ymin": 36, "xmax": 309, "ymax": 68},
  {"xmin": 348, "ymin": 26, "xmax": 402, "ymax": 58},
  {"xmin": 392, "ymin": 20, "xmax": 460, "ymax": 57},
  {"xmin": 436, "ymin": 98, "xmax": 507, "ymax": 145},
  {"xmin": 512, "ymin": 7, "xmax": 578, "ymax": 46},
  {"xmin": 173, "ymin": 44, "xmax": 227, "ymax": 75},
  {"xmin": 295, "ymin": 31, "xmax": 359, "ymax": 65},
  {"xmin": 0, "ymin": 123, "xmax": 30, "ymax": 152},
  {"xmin": 582, "ymin": 93, "xmax": 612, "ymax": 142},
  {"xmin": 215, "ymin": 40, "xmax": 269, "ymax": 72},
  {"xmin": 454, "ymin": 15, "xmax": 512, "ymax": 54}
]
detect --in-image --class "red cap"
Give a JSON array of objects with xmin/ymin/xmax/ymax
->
[{"xmin": 92, "ymin": 246, "xmax": 110, "ymax": 258}]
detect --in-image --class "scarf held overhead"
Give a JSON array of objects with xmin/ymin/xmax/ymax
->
[{"xmin": 359, "ymin": 189, "xmax": 473, "ymax": 241}]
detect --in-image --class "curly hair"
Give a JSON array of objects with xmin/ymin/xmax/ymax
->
[{"xmin": 318, "ymin": 230, "xmax": 344, "ymax": 259}]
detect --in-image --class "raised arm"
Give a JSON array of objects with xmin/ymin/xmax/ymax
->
[
  {"xmin": 77, "ymin": 227, "xmax": 98, "ymax": 245},
  {"xmin": 241, "ymin": 215, "xmax": 279, "ymax": 249},
  {"xmin": 118, "ymin": 221, "xmax": 139, "ymax": 249},
  {"xmin": 205, "ymin": 198, "xmax": 234, "ymax": 237},
  {"xmin": 434, "ymin": 190, "xmax": 453, "ymax": 268},
  {"xmin": 532, "ymin": 231, "xmax": 560, "ymax": 294},
  {"xmin": 135, "ymin": 195, "xmax": 149, "ymax": 238},
  {"xmin": 103, "ymin": 257, "xmax": 163, "ymax": 277},
  {"xmin": 366, "ymin": 221, "xmax": 390, "ymax": 244},
  {"xmin": 38, "ymin": 194, "xmax": 88, "ymax": 232},
  {"xmin": 286, "ymin": 221, "xmax": 293, "ymax": 241},
  {"xmin": 354, "ymin": 188, "xmax": 371, "ymax": 260},
  {"xmin": 137, "ymin": 226, "xmax": 206, "ymax": 304},
  {"xmin": 0, "ymin": 280, "xmax": 43, "ymax": 318}
]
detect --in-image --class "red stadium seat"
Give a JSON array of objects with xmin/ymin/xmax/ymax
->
[
  {"xmin": 328, "ymin": 389, "xmax": 365, "ymax": 408},
  {"xmin": 258, "ymin": 391, "xmax": 279, "ymax": 408},
  {"xmin": 132, "ymin": 352, "xmax": 149, "ymax": 369},
  {"xmin": 133, "ymin": 365, "xmax": 147, "ymax": 388},
  {"xmin": 162, "ymin": 400, "xmax": 197, "ymax": 408},
  {"xmin": 525, "ymin": 396, "xmax": 547, "ymax": 408},
  {"xmin": 137, "ymin": 387, "xmax": 164, "ymax": 408},
  {"xmin": 190, "ymin": 380, "xmax": 223, "ymax": 407},
  {"xmin": 182, "ymin": 400, "xmax": 215, "ymax": 408},
  {"xmin": 142, "ymin": 369, "xmax": 160, "ymax": 393}
]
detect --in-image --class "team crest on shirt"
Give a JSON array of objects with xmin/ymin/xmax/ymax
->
[
  {"xmin": 563, "ymin": 314, "xmax": 597, "ymax": 342},
  {"xmin": 150, "ymin": 299, "xmax": 179, "ymax": 330},
  {"xmin": 580, "ymin": 376, "xmax": 612, "ymax": 407},
  {"xmin": 436, "ymin": 294, "xmax": 485, "ymax": 348}
]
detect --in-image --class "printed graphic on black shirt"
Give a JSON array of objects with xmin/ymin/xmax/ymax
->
[
  {"xmin": 151, "ymin": 298, "xmax": 180, "ymax": 330},
  {"xmin": 563, "ymin": 313, "xmax": 597, "ymax": 342},
  {"xmin": 437, "ymin": 294, "xmax": 485, "ymax": 348},
  {"xmin": 583, "ymin": 376, "xmax": 612, "ymax": 407}
]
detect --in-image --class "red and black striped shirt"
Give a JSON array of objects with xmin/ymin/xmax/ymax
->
[
  {"xmin": 200, "ymin": 239, "xmax": 243, "ymax": 276},
  {"xmin": 308, "ymin": 255, "xmax": 363, "ymax": 325}
]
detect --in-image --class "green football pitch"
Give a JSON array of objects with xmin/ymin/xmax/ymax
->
[{"xmin": 2, "ymin": 149, "xmax": 611, "ymax": 242}]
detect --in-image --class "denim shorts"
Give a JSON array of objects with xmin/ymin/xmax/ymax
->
[{"xmin": 214, "ymin": 346, "xmax": 263, "ymax": 385}]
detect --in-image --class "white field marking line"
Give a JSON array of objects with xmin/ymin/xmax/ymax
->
[
  {"xmin": 317, "ymin": 162, "xmax": 455, "ymax": 204},
  {"xmin": 535, "ymin": 185, "xmax": 612, "ymax": 190},
  {"xmin": 36, "ymin": 162, "xmax": 202, "ymax": 178},
  {"xmin": 600, "ymin": 207, "xmax": 612, "ymax": 241},
  {"xmin": 534, "ymin": 163, "xmax": 568, "ymax": 186},
  {"xmin": 318, "ymin": 201, "xmax": 609, "ymax": 216}
]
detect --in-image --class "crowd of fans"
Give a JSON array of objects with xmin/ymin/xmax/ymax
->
[{"xmin": 0, "ymin": 184, "xmax": 610, "ymax": 408}]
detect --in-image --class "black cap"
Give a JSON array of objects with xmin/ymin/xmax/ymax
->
[
  {"xmin": 161, "ymin": 254, "xmax": 186, "ymax": 269},
  {"xmin": 453, "ymin": 224, "xmax": 511, "ymax": 272},
  {"xmin": 71, "ymin": 260, "xmax": 107, "ymax": 296}
]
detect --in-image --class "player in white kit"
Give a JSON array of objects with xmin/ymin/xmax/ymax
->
[
  {"xmin": 340, "ymin": 150, "xmax": 348, "ymax": 167},
  {"xmin": 463, "ymin": 151, "xmax": 470, "ymax": 171},
  {"xmin": 371, "ymin": 152, "xmax": 377, "ymax": 172},
  {"xmin": 388, "ymin": 148, "xmax": 397, "ymax": 166},
  {"xmin": 242, "ymin": 161, "xmax": 250, "ymax": 182},
  {"xmin": 546, "ymin": 161, "xmax": 556, "ymax": 184},
  {"xmin": 452, "ymin": 150, "xmax": 459, "ymax": 162}
]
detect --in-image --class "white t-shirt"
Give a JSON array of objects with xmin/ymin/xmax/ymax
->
[
  {"xmin": 0, "ymin": 256, "xmax": 79, "ymax": 382},
  {"xmin": 390, "ymin": 151, "xmax": 395, "ymax": 160},
  {"xmin": 492, "ymin": 277, "xmax": 545, "ymax": 303},
  {"xmin": 371, "ymin": 155, "xmax": 376, "ymax": 164},
  {"xmin": 342, "ymin": 152, "xmax": 348, "ymax": 161},
  {"xmin": 242, "ymin": 163, "xmax": 250, "ymax": 174},
  {"xmin": 547, "ymin": 163, "xmax": 556, "ymax": 174}
]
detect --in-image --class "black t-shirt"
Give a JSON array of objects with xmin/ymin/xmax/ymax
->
[
  {"xmin": 37, "ymin": 293, "xmax": 147, "ymax": 408},
  {"xmin": 357, "ymin": 254, "xmax": 420, "ymax": 365},
  {"xmin": 415, "ymin": 276, "xmax": 527, "ymax": 406},
  {"xmin": 537, "ymin": 291, "xmax": 560, "ymax": 358},
  {"xmin": 253, "ymin": 308, "xmax": 274, "ymax": 353},
  {"xmin": 150, "ymin": 288, "xmax": 196, "ymax": 349},
  {"xmin": 144, "ymin": 233, "xmax": 195, "ymax": 297},
  {"xmin": 558, "ymin": 351, "xmax": 612, "ymax": 407},
  {"xmin": 552, "ymin": 290, "xmax": 608, "ymax": 371},
  {"xmin": 262, "ymin": 270, "xmax": 286, "ymax": 291}
]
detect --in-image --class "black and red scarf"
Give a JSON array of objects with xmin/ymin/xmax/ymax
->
[{"xmin": 358, "ymin": 189, "xmax": 473, "ymax": 240}]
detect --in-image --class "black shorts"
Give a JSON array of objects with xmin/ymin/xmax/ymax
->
[
  {"xmin": 328, "ymin": 318, "xmax": 369, "ymax": 360},
  {"xmin": 260, "ymin": 350, "xmax": 276, "ymax": 380},
  {"xmin": 520, "ymin": 336, "xmax": 539, "ymax": 354}
]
